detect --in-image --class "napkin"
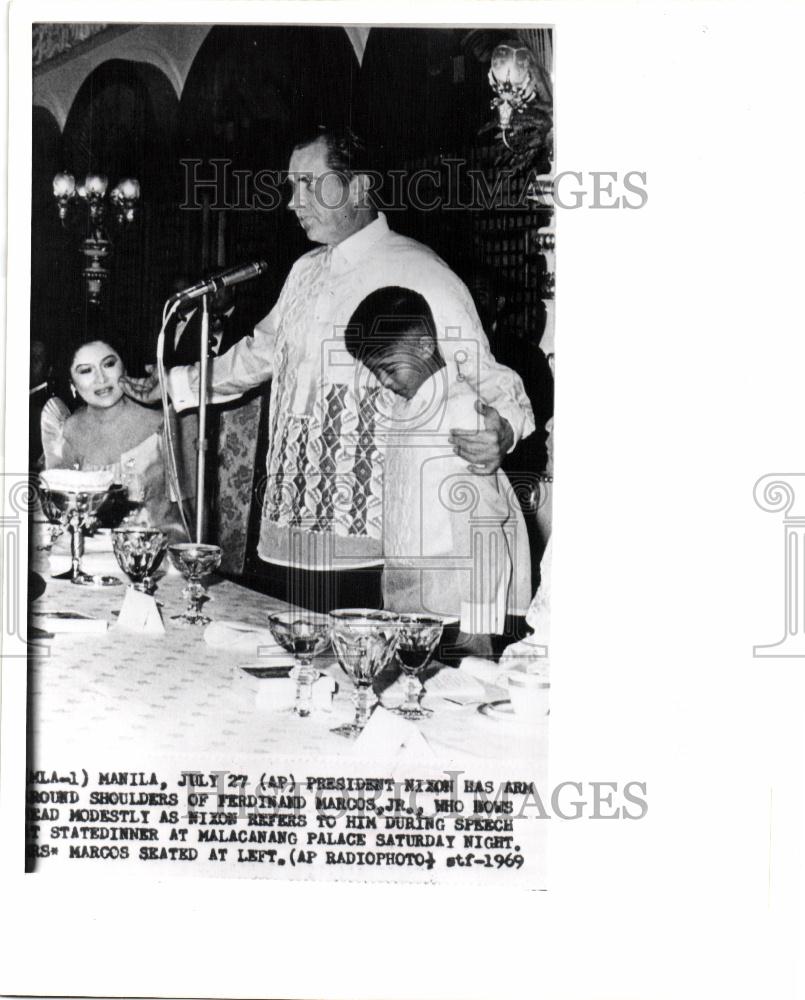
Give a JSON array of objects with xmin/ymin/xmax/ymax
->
[
  {"xmin": 204, "ymin": 619, "xmax": 291, "ymax": 662},
  {"xmin": 500, "ymin": 638, "xmax": 550, "ymax": 673},
  {"xmin": 254, "ymin": 677, "xmax": 296, "ymax": 712},
  {"xmin": 458, "ymin": 654, "xmax": 512, "ymax": 689},
  {"xmin": 31, "ymin": 610, "xmax": 108, "ymax": 634},
  {"xmin": 501, "ymin": 659, "xmax": 550, "ymax": 682},
  {"xmin": 115, "ymin": 587, "xmax": 165, "ymax": 634},
  {"xmin": 254, "ymin": 672, "xmax": 337, "ymax": 714},
  {"xmin": 424, "ymin": 664, "xmax": 487, "ymax": 704},
  {"xmin": 351, "ymin": 706, "xmax": 436, "ymax": 762}
]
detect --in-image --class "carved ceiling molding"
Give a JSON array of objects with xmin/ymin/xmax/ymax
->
[{"xmin": 33, "ymin": 24, "xmax": 371, "ymax": 132}]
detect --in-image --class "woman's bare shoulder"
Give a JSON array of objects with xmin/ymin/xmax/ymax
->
[
  {"xmin": 127, "ymin": 400, "xmax": 164, "ymax": 433},
  {"xmin": 61, "ymin": 407, "xmax": 88, "ymax": 440}
]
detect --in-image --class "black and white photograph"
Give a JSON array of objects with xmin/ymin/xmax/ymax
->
[
  {"xmin": 3, "ymin": 2, "xmax": 805, "ymax": 999},
  {"xmin": 23, "ymin": 17, "xmax": 555, "ymax": 884}
]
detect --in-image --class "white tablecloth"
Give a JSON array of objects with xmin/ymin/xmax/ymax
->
[{"xmin": 29, "ymin": 551, "xmax": 547, "ymax": 767}]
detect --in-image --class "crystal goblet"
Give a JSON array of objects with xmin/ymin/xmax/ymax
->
[
  {"xmin": 167, "ymin": 543, "xmax": 221, "ymax": 625},
  {"xmin": 329, "ymin": 609, "xmax": 401, "ymax": 738},
  {"xmin": 267, "ymin": 612, "xmax": 331, "ymax": 717},
  {"xmin": 392, "ymin": 615, "xmax": 444, "ymax": 719},
  {"xmin": 112, "ymin": 527, "xmax": 167, "ymax": 595},
  {"xmin": 39, "ymin": 472, "xmax": 121, "ymax": 587}
]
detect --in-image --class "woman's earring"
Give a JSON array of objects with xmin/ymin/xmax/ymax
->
[{"xmin": 70, "ymin": 384, "xmax": 77, "ymax": 398}]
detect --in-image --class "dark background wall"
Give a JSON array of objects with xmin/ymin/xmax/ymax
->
[{"xmin": 31, "ymin": 25, "xmax": 548, "ymax": 374}]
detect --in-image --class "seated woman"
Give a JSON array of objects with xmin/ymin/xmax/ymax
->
[{"xmin": 42, "ymin": 337, "xmax": 187, "ymax": 531}]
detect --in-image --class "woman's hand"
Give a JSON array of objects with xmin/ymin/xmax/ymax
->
[{"xmin": 120, "ymin": 365, "xmax": 161, "ymax": 405}]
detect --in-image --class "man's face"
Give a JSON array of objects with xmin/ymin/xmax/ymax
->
[{"xmin": 286, "ymin": 139, "xmax": 361, "ymax": 246}]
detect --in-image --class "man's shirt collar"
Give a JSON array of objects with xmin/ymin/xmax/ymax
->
[{"xmin": 331, "ymin": 212, "xmax": 389, "ymax": 270}]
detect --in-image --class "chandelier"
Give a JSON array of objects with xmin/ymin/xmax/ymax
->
[
  {"xmin": 52, "ymin": 172, "xmax": 141, "ymax": 304},
  {"xmin": 487, "ymin": 44, "xmax": 538, "ymax": 148}
]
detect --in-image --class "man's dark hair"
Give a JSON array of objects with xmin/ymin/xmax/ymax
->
[
  {"xmin": 293, "ymin": 126, "xmax": 368, "ymax": 177},
  {"xmin": 344, "ymin": 286, "xmax": 437, "ymax": 364}
]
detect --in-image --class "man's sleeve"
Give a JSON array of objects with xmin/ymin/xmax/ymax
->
[
  {"xmin": 167, "ymin": 301, "xmax": 281, "ymax": 413},
  {"xmin": 430, "ymin": 267, "xmax": 536, "ymax": 447}
]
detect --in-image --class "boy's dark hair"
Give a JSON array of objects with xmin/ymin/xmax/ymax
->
[{"xmin": 344, "ymin": 286, "xmax": 437, "ymax": 363}]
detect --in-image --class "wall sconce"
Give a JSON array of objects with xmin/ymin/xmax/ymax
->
[
  {"xmin": 488, "ymin": 44, "xmax": 537, "ymax": 148},
  {"xmin": 52, "ymin": 172, "xmax": 141, "ymax": 304}
]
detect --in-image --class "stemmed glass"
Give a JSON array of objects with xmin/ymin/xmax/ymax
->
[
  {"xmin": 39, "ymin": 472, "xmax": 121, "ymax": 586},
  {"xmin": 112, "ymin": 527, "xmax": 167, "ymax": 595},
  {"xmin": 167, "ymin": 543, "xmax": 222, "ymax": 625},
  {"xmin": 267, "ymin": 612, "xmax": 331, "ymax": 717},
  {"xmin": 392, "ymin": 615, "xmax": 444, "ymax": 719},
  {"xmin": 329, "ymin": 609, "xmax": 401, "ymax": 738}
]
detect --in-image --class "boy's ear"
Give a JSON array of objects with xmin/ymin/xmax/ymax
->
[{"xmin": 416, "ymin": 334, "xmax": 436, "ymax": 356}]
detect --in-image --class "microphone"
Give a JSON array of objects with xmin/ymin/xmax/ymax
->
[{"xmin": 170, "ymin": 260, "xmax": 268, "ymax": 304}]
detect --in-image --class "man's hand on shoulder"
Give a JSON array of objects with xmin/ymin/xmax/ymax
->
[
  {"xmin": 449, "ymin": 400, "xmax": 514, "ymax": 475},
  {"xmin": 120, "ymin": 365, "xmax": 161, "ymax": 405}
]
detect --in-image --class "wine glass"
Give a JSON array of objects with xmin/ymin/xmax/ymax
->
[
  {"xmin": 39, "ymin": 471, "xmax": 121, "ymax": 587},
  {"xmin": 167, "ymin": 543, "xmax": 221, "ymax": 625},
  {"xmin": 392, "ymin": 615, "xmax": 444, "ymax": 719},
  {"xmin": 267, "ymin": 612, "xmax": 331, "ymax": 717},
  {"xmin": 112, "ymin": 527, "xmax": 167, "ymax": 595},
  {"xmin": 329, "ymin": 609, "xmax": 401, "ymax": 738}
]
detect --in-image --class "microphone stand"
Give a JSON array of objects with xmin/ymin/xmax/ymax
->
[
  {"xmin": 195, "ymin": 293, "xmax": 210, "ymax": 543},
  {"xmin": 160, "ymin": 261, "xmax": 267, "ymax": 542}
]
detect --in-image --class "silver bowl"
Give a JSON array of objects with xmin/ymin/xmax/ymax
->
[{"xmin": 39, "ymin": 481, "xmax": 121, "ymax": 587}]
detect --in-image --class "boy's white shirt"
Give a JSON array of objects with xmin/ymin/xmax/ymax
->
[{"xmin": 380, "ymin": 368, "xmax": 531, "ymax": 632}]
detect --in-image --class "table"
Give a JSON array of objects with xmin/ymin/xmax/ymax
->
[
  {"xmin": 28, "ymin": 536, "xmax": 547, "ymax": 767},
  {"xmin": 26, "ymin": 533, "xmax": 548, "ymax": 888}
]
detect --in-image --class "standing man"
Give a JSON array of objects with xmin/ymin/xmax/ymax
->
[{"xmin": 124, "ymin": 128, "xmax": 536, "ymax": 612}]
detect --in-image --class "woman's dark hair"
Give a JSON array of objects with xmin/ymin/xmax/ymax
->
[
  {"xmin": 344, "ymin": 286, "xmax": 437, "ymax": 363},
  {"xmin": 65, "ymin": 333, "xmax": 127, "ymax": 374}
]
